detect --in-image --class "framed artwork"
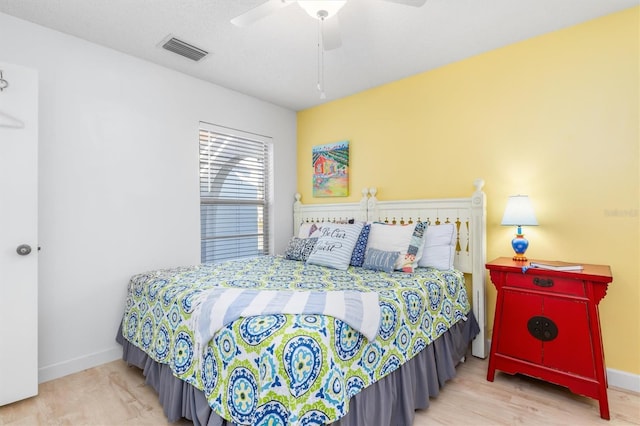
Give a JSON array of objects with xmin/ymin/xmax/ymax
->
[{"xmin": 312, "ymin": 141, "xmax": 349, "ymax": 197}]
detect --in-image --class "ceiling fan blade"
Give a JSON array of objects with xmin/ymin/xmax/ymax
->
[
  {"xmin": 322, "ymin": 16, "xmax": 342, "ymax": 51},
  {"xmin": 231, "ymin": 0, "xmax": 292, "ymax": 27},
  {"xmin": 382, "ymin": 0, "xmax": 428, "ymax": 6}
]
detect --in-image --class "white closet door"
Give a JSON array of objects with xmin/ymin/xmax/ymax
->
[{"xmin": 0, "ymin": 62, "xmax": 39, "ymax": 406}]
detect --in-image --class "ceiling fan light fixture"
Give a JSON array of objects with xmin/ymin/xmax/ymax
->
[{"xmin": 298, "ymin": 1, "xmax": 347, "ymax": 20}]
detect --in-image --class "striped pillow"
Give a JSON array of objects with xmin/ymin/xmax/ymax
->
[
  {"xmin": 418, "ymin": 223, "xmax": 456, "ymax": 270},
  {"xmin": 306, "ymin": 222, "xmax": 364, "ymax": 270}
]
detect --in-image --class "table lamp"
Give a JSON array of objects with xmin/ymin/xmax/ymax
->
[{"xmin": 501, "ymin": 195, "xmax": 538, "ymax": 261}]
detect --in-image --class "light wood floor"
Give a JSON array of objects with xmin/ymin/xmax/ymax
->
[{"xmin": 1, "ymin": 356, "xmax": 638, "ymax": 425}]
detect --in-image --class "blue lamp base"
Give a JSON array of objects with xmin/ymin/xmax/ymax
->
[{"xmin": 511, "ymin": 228, "xmax": 530, "ymax": 262}]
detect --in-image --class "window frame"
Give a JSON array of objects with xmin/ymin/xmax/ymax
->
[{"xmin": 199, "ymin": 122, "xmax": 273, "ymax": 263}]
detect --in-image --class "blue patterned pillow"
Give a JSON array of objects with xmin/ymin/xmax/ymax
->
[
  {"xmin": 350, "ymin": 224, "xmax": 371, "ymax": 267},
  {"xmin": 363, "ymin": 248, "xmax": 400, "ymax": 273},
  {"xmin": 306, "ymin": 222, "xmax": 364, "ymax": 270},
  {"xmin": 284, "ymin": 237, "xmax": 318, "ymax": 261}
]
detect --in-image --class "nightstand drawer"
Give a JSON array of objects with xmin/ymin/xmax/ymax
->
[{"xmin": 505, "ymin": 273, "xmax": 586, "ymax": 297}]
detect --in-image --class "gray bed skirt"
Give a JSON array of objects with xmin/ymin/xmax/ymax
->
[{"xmin": 116, "ymin": 313, "xmax": 479, "ymax": 426}]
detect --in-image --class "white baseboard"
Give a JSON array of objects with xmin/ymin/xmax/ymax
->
[
  {"xmin": 607, "ymin": 368, "xmax": 640, "ymax": 393},
  {"xmin": 38, "ymin": 345, "xmax": 122, "ymax": 384}
]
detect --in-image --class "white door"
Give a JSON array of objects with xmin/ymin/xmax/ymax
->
[{"xmin": 0, "ymin": 62, "xmax": 38, "ymax": 405}]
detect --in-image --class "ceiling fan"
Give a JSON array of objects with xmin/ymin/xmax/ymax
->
[{"xmin": 231, "ymin": 0, "xmax": 428, "ymax": 50}]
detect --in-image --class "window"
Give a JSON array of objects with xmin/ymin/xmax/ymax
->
[{"xmin": 199, "ymin": 123, "xmax": 272, "ymax": 263}]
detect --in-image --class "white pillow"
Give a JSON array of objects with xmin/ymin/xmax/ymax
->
[
  {"xmin": 306, "ymin": 222, "xmax": 364, "ymax": 270},
  {"xmin": 418, "ymin": 223, "xmax": 456, "ymax": 270},
  {"xmin": 297, "ymin": 222, "xmax": 318, "ymax": 239},
  {"xmin": 365, "ymin": 222, "xmax": 426, "ymax": 272}
]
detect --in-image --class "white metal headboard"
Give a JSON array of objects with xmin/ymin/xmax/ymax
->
[{"xmin": 293, "ymin": 179, "xmax": 487, "ymax": 358}]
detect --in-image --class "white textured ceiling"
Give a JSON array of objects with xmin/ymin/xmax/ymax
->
[{"xmin": 0, "ymin": 0, "xmax": 637, "ymax": 111}]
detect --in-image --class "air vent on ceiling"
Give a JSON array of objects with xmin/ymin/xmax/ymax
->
[{"xmin": 160, "ymin": 36, "xmax": 208, "ymax": 62}]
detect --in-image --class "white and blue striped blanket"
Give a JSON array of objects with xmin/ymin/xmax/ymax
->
[{"xmin": 189, "ymin": 288, "xmax": 380, "ymax": 357}]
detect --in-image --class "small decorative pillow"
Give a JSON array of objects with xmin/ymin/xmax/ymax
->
[
  {"xmin": 366, "ymin": 221, "xmax": 427, "ymax": 273},
  {"xmin": 284, "ymin": 237, "xmax": 318, "ymax": 261},
  {"xmin": 398, "ymin": 221, "xmax": 427, "ymax": 273},
  {"xmin": 350, "ymin": 224, "xmax": 371, "ymax": 267},
  {"xmin": 297, "ymin": 223, "xmax": 318, "ymax": 239},
  {"xmin": 418, "ymin": 223, "xmax": 456, "ymax": 270},
  {"xmin": 363, "ymin": 248, "xmax": 400, "ymax": 273},
  {"xmin": 306, "ymin": 222, "xmax": 364, "ymax": 270}
]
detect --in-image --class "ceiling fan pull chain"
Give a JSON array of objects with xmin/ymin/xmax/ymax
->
[
  {"xmin": 318, "ymin": 11, "xmax": 327, "ymax": 99},
  {"xmin": 316, "ymin": 16, "xmax": 322, "ymax": 95}
]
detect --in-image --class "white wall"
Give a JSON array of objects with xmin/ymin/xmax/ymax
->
[{"xmin": 0, "ymin": 12, "xmax": 297, "ymax": 382}]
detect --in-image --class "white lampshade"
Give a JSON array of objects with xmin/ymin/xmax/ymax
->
[
  {"xmin": 501, "ymin": 195, "xmax": 538, "ymax": 226},
  {"xmin": 298, "ymin": 1, "xmax": 347, "ymax": 19}
]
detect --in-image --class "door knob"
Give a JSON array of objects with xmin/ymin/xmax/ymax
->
[{"xmin": 16, "ymin": 244, "xmax": 32, "ymax": 255}]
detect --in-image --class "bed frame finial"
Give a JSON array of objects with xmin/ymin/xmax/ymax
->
[
  {"xmin": 293, "ymin": 193, "xmax": 303, "ymax": 234},
  {"xmin": 367, "ymin": 188, "xmax": 378, "ymax": 221}
]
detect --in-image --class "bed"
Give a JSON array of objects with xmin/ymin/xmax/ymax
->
[{"xmin": 117, "ymin": 180, "xmax": 487, "ymax": 426}]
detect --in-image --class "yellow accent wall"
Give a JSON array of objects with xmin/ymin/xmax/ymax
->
[{"xmin": 297, "ymin": 7, "xmax": 639, "ymax": 375}]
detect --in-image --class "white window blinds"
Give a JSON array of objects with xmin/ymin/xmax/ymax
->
[{"xmin": 199, "ymin": 123, "xmax": 272, "ymax": 263}]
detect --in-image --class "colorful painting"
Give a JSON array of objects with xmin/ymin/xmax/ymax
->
[{"xmin": 312, "ymin": 141, "xmax": 349, "ymax": 197}]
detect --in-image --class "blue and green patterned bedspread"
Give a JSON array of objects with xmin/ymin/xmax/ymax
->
[{"xmin": 121, "ymin": 256, "xmax": 471, "ymax": 425}]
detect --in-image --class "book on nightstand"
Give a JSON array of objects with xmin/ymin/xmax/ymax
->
[{"xmin": 529, "ymin": 260, "xmax": 584, "ymax": 271}]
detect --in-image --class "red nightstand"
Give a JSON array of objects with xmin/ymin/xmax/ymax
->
[{"xmin": 486, "ymin": 257, "xmax": 613, "ymax": 419}]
